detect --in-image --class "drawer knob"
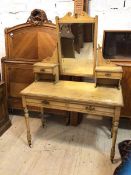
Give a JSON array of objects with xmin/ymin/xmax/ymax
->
[
  {"xmin": 86, "ymin": 105, "xmax": 95, "ymax": 111},
  {"xmin": 105, "ymin": 73, "xmax": 111, "ymax": 77},
  {"xmin": 42, "ymin": 100, "xmax": 49, "ymax": 105}
]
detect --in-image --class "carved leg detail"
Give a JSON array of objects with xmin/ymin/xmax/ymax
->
[
  {"xmin": 35, "ymin": 73, "xmax": 39, "ymax": 82},
  {"xmin": 110, "ymin": 118, "xmax": 113, "ymax": 138},
  {"xmin": 111, "ymin": 129, "xmax": 113, "ymax": 139},
  {"xmin": 66, "ymin": 112, "xmax": 70, "ymax": 126},
  {"xmin": 41, "ymin": 108, "xmax": 46, "ymax": 128},
  {"xmin": 27, "ymin": 131, "xmax": 32, "ymax": 148},
  {"xmin": 24, "ymin": 107, "xmax": 32, "ymax": 147},
  {"xmin": 95, "ymin": 78, "xmax": 97, "ymax": 88},
  {"xmin": 110, "ymin": 120, "xmax": 119, "ymax": 163},
  {"xmin": 110, "ymin": 107, "xmax": 120, "ymax": 163},
  {"xmin": 118, "ymin": 80, "xmax": 121, "ymax": 90}
]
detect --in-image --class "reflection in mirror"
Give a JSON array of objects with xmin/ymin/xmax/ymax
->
[
  {"xmin": 56, "ymin": 13, "xmax": 98, "ymax": 77},
  {"xmin": 60, "ymin": 23, "xmax": 94, "ymax": 76},
  {"xmin": 60, "ymin": 23, "xmax": 94, "ymax": 59}
]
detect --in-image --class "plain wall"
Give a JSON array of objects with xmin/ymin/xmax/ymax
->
[{"xmin": 0, "ymin": 0, "xmax": 131, "ymax": 71}]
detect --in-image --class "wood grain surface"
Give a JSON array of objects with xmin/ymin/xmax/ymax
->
[{"xmin": 21, "ymin": 81, "xmax": 123, "ymax": 107}]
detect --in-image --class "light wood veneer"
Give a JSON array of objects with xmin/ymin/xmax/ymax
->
[{"xmin": 21, "ymin": 81, "xmax": 123, "ymax": 162}]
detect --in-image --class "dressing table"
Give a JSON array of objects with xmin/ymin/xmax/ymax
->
[
  {"xmin": 21, "ymin": 80, "xmax": 123, "ymax": 162},
  {"xmin": 20, "ymin": 7, "xmax": 123, "ymax": 163}
]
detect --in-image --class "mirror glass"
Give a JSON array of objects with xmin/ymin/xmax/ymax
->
[{"xmin": 59, "ymin": 23, "xmax": 95, "ymax": 77}]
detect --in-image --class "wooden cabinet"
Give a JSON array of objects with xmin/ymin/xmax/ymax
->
[
  {"xmin": 119, "ymin": 64, "xmax": 131, "ymax": 117},
  {"xmin": 0, "ymin": 82, "xmax": 11, "ymax": 135},
  {"xmin": 103, "ymin": 30, "xmax": 131, "ymax": 117}
]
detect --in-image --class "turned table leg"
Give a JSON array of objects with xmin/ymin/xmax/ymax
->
[
  {"xmin": 41, "ymin": 107, "xmax": 46, "ymax": 127},
  {"xmin": 22, "ymin": 96, "xmax": 32, "ymax": 147},
  {"xmin": 111, "ymin": 119, "xmax": 113, "ymax": 138},
  {"xmin": 65, "ymin": 111, "xmax": 70, "ymax": 126},
  {"xmin": 110, "ymin": 107, "xmax": 121, "ymax": 163},
  {"xmin": 24, "ymin": 107, "xmax": 32, "ymax": 147}
]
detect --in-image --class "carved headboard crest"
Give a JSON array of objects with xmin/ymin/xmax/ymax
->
[{"xmin": 27, "ymin": 9, "xmax": 52, "ymax": 25}]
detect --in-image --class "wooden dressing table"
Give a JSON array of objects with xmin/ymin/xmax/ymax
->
[
  {"xmin": 20, "ymin": 6, "xmax": 123, "ymax": 163},
  {"xmin": 21, "ymin": 81, "xmax": 123, "ymax": 162}
]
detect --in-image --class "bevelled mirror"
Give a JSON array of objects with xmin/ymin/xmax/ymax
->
[{"xmin": 56, "ymin": 12, "xmax": 98, "ymax": 77}]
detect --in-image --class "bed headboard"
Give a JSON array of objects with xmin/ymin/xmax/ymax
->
[{"xmin": 5, "ymin": 22, "xmax": 57, "ymax": 62}]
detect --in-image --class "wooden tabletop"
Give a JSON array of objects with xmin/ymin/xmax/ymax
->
[
  {"xmin": 21, "ymin": 81, "xmax": 123, "ymax": 107},
  {"xmin": 95, "ymin": 66, "xmax": 123, "ymax": 73},
  {"xmin": 33, "ymin": 62, "xmax": 58, "ymax": 68}
]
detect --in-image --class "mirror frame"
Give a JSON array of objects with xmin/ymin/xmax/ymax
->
[{"xmin": 56, "ymin": 11, "xmax": 98, "ymax": 77}]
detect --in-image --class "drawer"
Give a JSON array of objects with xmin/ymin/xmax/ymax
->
[
  {"xmin": 33, "ymin": 67, "xmax": 53, "ymax": 74},
  {"xmin": 68, "ymin": 103, "xmax": 114, "ymax": 116},
  {"xmin": 41, "ymin": 99, "xmax": 68, "ymax": 108},
  {"xmin": 96, "ymin": 72, "xmax": 122, "ymax": 79},
  {"xmin": 26, "ymin": 98, "xmax": 68, "ymax": 109},
  {"xmin": 25, "ymin": 98, "xmax": 114, "ymax": 117}
]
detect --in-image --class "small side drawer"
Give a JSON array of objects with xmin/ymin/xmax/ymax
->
[
  {"xmin": 96, "ymin": 72, "xmax": 122, "ymax": 79},
  {"xmin": 33, "ymin": 67, "xmax": 53, "ymax": 74}
]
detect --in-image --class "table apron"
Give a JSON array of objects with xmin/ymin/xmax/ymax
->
[{"xmin": 25, "ymin": 98, "xmax": 115, "ymax": 117}]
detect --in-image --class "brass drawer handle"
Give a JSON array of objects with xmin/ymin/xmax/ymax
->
[
  {"xmin": 42, "ymin": 100, "xmax": 50, "ymax": 105},
  {"xmin": 85, "ymin": 105, "xmax": 95, "ymax": 111},
  {"xmin": 40, "ymin": 69, "xmax": 45, "ymax": 72},
  {"xmin": 105, "ymin": 73, "xmax": 111, "ymax": 77}
]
